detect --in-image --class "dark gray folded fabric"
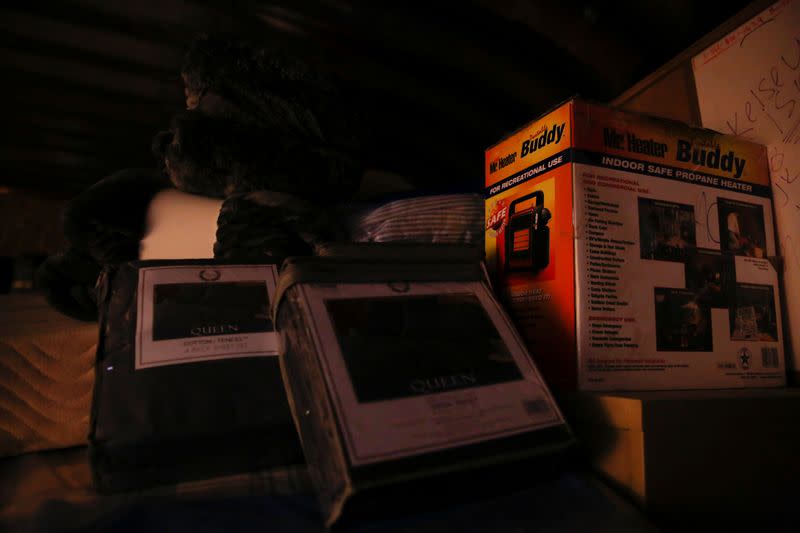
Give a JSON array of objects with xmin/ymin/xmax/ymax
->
[{"xmin": 213, "ymin": 191, "xmax": 345, "ymax": 263}]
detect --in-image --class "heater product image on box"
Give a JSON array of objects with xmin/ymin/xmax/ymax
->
[
  {"xmin": 506, "ymin": 191, "xmax": 551, "ymax": 272},
  {"xmin": 638, "ymin": 197, "xmax": 696, "ymax": 262},
  {"xmin": 730, "ymin": 283, "xmax": 778, "ymax": 342},
  {"xmin": 717, "ymin": 198, "xmax": 767, "ymax": 258},
  {"xmin": 654, "ymin": 287, "xmax": 713, "ymax": 352}
]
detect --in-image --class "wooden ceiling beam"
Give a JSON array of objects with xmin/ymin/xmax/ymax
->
[
  {"xmin": 0, "ymin": 77, "xmax": 172, "ymax": 127},
  {"xmin": 0, "ymin": 147, "xmax": 110, "ymax": 170},
  {"xmin": 67, "ymin": 0, "xmax": 240, "ymax": 37},
  {"xmin": 0, "ymin": 8, "xmax": 183, "ymax": 72},
  {"xmin": 0, "ymin": 129, "xmax": 154, "ymax": 163},
  {"xmin": 236, "ymin": 15, "xmax": 511, "ymax": 136},
  {"xmin": 0, "ymin": 31, "xmax": 178, "ymax": 86},
  {"xmin": 472, "ymin": 0, "xmax": 641, "ymax": 97},
  {"xmin": 5, "ymin": 108, "xmax": 158, "ymax": 141},
  {"xmin": 0, "ymin": 162, "xmax": 106, "ymax": 192},
  {"xmin": 0, "ymin": 48, "xmax": 181, "ymax": 102},
  {"xmin": 2, "ymin": 0, "xmax": 197, "ymax": 49},
  {"xmin": 1, "ymin": 155, "xmax": 161, "ymax": 188},
  {"xmin": 254, "ymin": 2, "xmax": 564, "ymax": 110}
]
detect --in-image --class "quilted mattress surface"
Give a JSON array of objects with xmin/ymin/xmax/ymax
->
[{"xmin": 0, "ymin": 294, "xmax": 98, "ymax": 457}]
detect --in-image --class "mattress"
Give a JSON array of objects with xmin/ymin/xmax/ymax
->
[{"xmin": 0, "ymin": 294, "xmax": 98, "ymax": 457}]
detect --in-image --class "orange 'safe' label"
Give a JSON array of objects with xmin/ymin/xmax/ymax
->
[{"xmin": 486, "ymin": 200, "xmax": 508, "ymax": 231}]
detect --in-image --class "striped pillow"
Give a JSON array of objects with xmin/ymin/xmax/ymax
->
[{"xmin": 349, "ymin": 194, "xmax": 484, "ymax": 245}]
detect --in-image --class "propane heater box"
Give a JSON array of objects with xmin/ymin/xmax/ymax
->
[
  {"xmin": 272, "ymin": 244, "xmax": 573, "ymax": 527},
  {"xmin": 485, "ymin": 98, "xmax": 786, "ymax": 391}
]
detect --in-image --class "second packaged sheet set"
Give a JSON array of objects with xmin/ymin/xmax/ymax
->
[{"xmin": 295, "ymin": 279, "xmax": 564, "ymax": 466}]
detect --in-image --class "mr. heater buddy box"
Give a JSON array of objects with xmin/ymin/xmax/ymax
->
[{"xmin": 485, "ymin": 98, "xmax": 784, "ymax": 391}]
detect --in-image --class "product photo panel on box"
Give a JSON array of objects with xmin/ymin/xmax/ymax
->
[{"xmin": 485, "ymin": 98, "xmax": 786, "ymax": 391}]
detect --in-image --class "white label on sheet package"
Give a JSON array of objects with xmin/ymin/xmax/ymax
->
[{"xmin": 135, "ymin": 264, "xmax": 279, "ymax": 369}]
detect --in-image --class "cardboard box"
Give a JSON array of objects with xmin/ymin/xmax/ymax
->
[
  {"xmin": 485, "ymin": 99, "xmax": 786, "ymax": 390},
  {"xmin": 563, "ymin": 389, "xmax": 800, "ymax": 516}
]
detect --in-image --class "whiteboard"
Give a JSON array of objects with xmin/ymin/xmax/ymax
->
[{"xmin": 692, "ymin": 0, "xmax": 800, "ymax": 363}]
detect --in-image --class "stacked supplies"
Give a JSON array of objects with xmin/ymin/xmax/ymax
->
[{"xmin": 90, "ymin": 260, "xmax": 303, "ymax": 492}]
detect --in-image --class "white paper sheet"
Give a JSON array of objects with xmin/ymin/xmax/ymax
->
[{"xmin": 692, "ymin": 0, "xmax": 800, "ymax": 361}]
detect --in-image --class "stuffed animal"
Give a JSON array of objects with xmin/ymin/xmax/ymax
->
[
  {"xmin": 155, "ymin": 34, "xmax": 364, "ymax": 200},
  {"xmin": 39, "ymin": 34, "xmax": 366, "ymax": 320},
  {"xmin": 38, "ymin": 168, "xmax": 170, "ymax": 320}
]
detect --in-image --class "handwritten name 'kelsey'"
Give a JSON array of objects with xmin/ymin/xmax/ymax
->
[{"xmin": 726, "ymin": 37, "xmax": 800, "ymax": 142}]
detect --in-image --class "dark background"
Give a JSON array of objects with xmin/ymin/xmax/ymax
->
[{"xmin": 0, "ymin": 0, "xmax": 754, "ymax": 258}]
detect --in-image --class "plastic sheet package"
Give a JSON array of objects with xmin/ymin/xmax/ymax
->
[
  {"xmin": 273, "ymin": 244, "xmax": 573, "ymax": 526},
  {"xmin": 90, "ymin": 260, "xmax": 303, "ymax": 492}
]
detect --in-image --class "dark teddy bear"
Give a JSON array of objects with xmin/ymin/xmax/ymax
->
[
  {"xmin": 39, "ymin": 34, "xmax": 366, "ymax": 320},
  {"xmin": 154, "ymin": 33, "xmax": 366, "ymax": 260},
  {"xmin": 180, "ymin": 34, "xmax": 363, "ymax": 150},
  {"xmin": 38, "ymin": 169, "xmax": 171, "ymax": 321},
  {"xmin": 155, "ymin": 33, "xmax": 364, "ymax": 200},
  {"xmin": 152, "ymin": 110, "xmax": 359, "ymax": 201}
]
